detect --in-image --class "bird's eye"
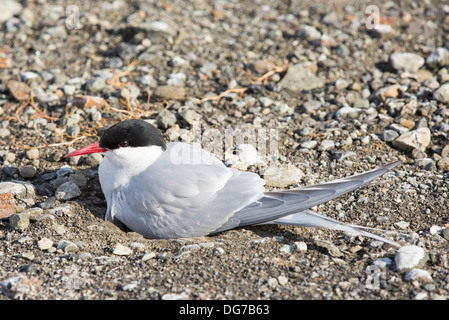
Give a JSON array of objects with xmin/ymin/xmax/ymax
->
[{"xmin": 119, "ymin": 140, "xmax": 129, "ymax": 148}]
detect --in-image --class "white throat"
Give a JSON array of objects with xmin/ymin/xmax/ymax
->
[{"xmin": 98, "ymin": 145, "xmax": 164, "ymax": 198}]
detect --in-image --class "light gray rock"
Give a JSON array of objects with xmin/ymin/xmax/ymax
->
[
  {"xmin": 55, "ymin": 181, "xmax": 81, "ymax": 200},
  {"xmin": 113, "ymin": 243, "xmax": 132, "ymax": 256},
  {"xmin": 263, "ymin": 164, "xmax": 304, "ymax": 187},
  {"xmin": 297, "ymin": 25, "xmax": 321, "ymax": 41},
  {"xmin": 392, "ymin": 128, "xmax": 431, "ymax": 152},
  {"xmin": 278, "ymin": 64, "xmax": 325, "ymax": 91},
  {"xmin": 426, "ymin": 47, "xmax": 449, "ymax": 69},
  {"xmin": 395, "ymin": 245, "xmax": 428, "ymax": 272},
  {"xmin": 57, "ymin": 240, "xmax": 79, "ymax": 253},
  {"xmin": 0, "ymin": 0, "xmax": 22, "ymax": 23},
  {"xmin": 433, "ymin": 83, "xmax": 449, "ymax": 103},
  {"xmin": 157, "ymin": 109, "xmax": 177, "ymax": 129},
  {"xmin": 390, "ymin": 52, "xmax": 425, "ymax": 73},
  {"xmin": 405, "ymin": 269, "xmax": 432, "ymax": 282}
]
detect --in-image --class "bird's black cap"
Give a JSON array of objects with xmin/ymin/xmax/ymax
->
[{"xmin": 99, "ymin": 119, "xmax": 167, "ymax": 150}]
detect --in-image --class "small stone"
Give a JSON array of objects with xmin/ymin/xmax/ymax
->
[
  {"xmin": 300, "ymin": 140, "xmax": 317, "ymax": 149},
  {"xmin": 405, "ymin": 269, "xmax": 432, "ymax": 282},
  {"xmin": 336, "ymin": 105, "xmax": 361, "ymax": 119},
  {"xmin": 56, "ymin": 240, "xmax": 79, "ymax": 253},
  {"xmin": 0, "ymin": 0, "xmax": 22, "ymax": 23},
  {"xmin": 278, "ymin": 276, "xmax": 288, "ymax": 285},
  {"xmin": 37, "ymin": 237, "xmax": 54, "ymax": 250},
  {"xmin": 7, "ymin": 80, "xmax": 30, "ymax": 101},
  {"xmin": 142, "ymin": 252, "xmax": 157, "ymax": 261},
  {"xmin": 166, "ymin": 73, "xmax": 186, "ymax": 87},
  {"xmin": 157, "ymin": 109, "xmax": 177, "ymax": 129},
  {"xmin": 9, "ymin": 212, "xmax": 30, "ymax": 231},
  {"xmin": 317, "ymin": 139, "xmax": 335, "ymax": 151},
  {"xmin": 153, "ymin": 86, "xmax": 186, "ymax": 100},
  {"xmin": 381, "ymin": 129, "xmax": 399, "ymax": 142},
  {"xmin": 294, "ymin": 241, "xmax": 307, "ymax": 252},
  {"xmin": 441, "ymin": 228, "xmax": 449, "ymax": 241},
  {"xmin": 0, "ymin": 193, "xmax": 16, "ymax": 219},
  {"xmin": 85, "ymin": 153, "xmax": 103, "ymax": 166},
  {"xmin": 392, "ymin": 128, "xmax": 431, "ymax": 152},
  {"xmin": 297, "ymin": 24, "xmax": 321, "ymax": 41},
  {"xmin": 280, "ymin": 244, "xmax": 295, "ymax": 254},
  {"xmin": 26, "ymin": 148, "xmax": 39, "ymax": 160},
  {"xmin": 437, "ymin": 157, "xmax": 449, "ymax": 171},
  {"xmin": 390, "ymin": 52, "xmax": 425, "ymax": 73},
  {"xmin": 263, "ymin": 164, "xmax": 304, "ymax": 188},
  {"xmin": 335, "ymin": 79, "xmax": 350, "ymax": 90},
  {"xmin": 55, "ymin": 181, "xmax": 81, "ymax": 200},
  {"xmin": 85, "ymin": 77, "xmax": 106, "ymax": 93},
  {"xmin": 178, "ymin": 108, "xmax": 201, "ymax": 125},
  {"xmin": 395, "ymin": 221, "xmax": 410, "ymax": 229},
  {"xmin": 0, "ymin": 128, "xmax": 11, "ymax": 138},
  {"xmin": 433, "ymin": 83, "xmax": 449, "ymax": 103},
  {"xmin": 426, "ymin": 47, "xmax": 449, "ymax": 69},
  {"xmin": 376, "ymin": 84, "xmax": 401, "ymax": 99},
  {"xmin": 236, "ymin": 144, "xmax": 261, "ymax": 165},
  {"xmin": 21, "ymin": 252, "xmax": 35, "ymax": 261},
  {"xmin": 278, "ymin": 64, "xmax": 325, "ymax": 91},
  {"xmin": 113, "ymin": 243, "xmax": 132, "ymax": 256},
  {"xmin": 20, "ymin": 166, "xmax": 37, "ymax": 179},
  {"xmin": 395, "ymin": 245, "xmax": 428, "ymax": 272},
  {"xmin": 314, "ymin": 240, "xmax": 344, "ymax": 257}
]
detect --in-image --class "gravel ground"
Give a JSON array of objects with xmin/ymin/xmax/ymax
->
[{"xmin": 0, "ymin": 0, "xmax": 449, "ymax": 301}]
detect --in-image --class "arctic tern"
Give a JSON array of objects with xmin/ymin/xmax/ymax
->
[{"xmin": 65, "ymin": 119, "xmax": 401, "ymax": 246}]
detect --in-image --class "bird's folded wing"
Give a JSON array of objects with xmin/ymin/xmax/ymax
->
[
  {"xmin": 111, "ymin": 143, "xmax": 265, "ymax": 239},
  {"xmin": 213, "ymin": 161, "xmax": 401, "ymax": 234}
]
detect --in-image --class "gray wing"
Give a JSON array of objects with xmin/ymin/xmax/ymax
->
[
  {"xmin": 213, "ymin": 161, "xmax": 401, "ymax": 233},
  {"xmin": 110, "ymin": 143, "xmax": 265, "ymax": 239}
]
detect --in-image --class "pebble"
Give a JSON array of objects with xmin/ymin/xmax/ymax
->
[
  {"xmin": 426, "ymin": 47, "xmax": 449, "ymax": 69},
  {"xmin": 390, "ymin": 52, "xmax": 425, "ymax": 73},
  {"xmin": 314, "ymin": 240, "xmax": 344, "ymax": 257},
  {"xmin": 395, "ymin": 245, "xmax": 428, "ymax": 272},
  {"xmin": 405, "ymin": 269, "xmax": 432, "ymax": 282},
  {"xmin": 37, "ymin": 237, "xmax": 54, "ymax": 250},
  {"xmin": 26, "ymin": 148, "xmax": 40, "ymax": 160},
  {"xmin": 153, "ymin": 86, "xmax": 186, "ymax": 100},
  {"xmin": 263, "ymin": 164, "xmax": 304, "ymax": 188},
  {"xmin": 0, "ymin": 193, "xmax": 16, "ymax": 219},
  {"xmin": 113, "ymin": 243, "xmax": 132, "ymax": 256},
  {"xmin": 0, "ymin": 182, "xmax": 27, "ymax": 198},
  {"xmin": 433, "ymin": 83, "xmax": 449, "ymax": 103},
  {"xmin": 142, "ymin": 20, "xmax": 177, "ymax": 37},
  {"xmin": 297, "ymin": 24, "xmax": 321, "ymax": 41},
  {"xmin": 0, "ymin": 0, "xmax": 22, "ymax": 23},
  {"xmin": 7, "ymin": 80, "xmax": 30, "ymax": 101},
  {"xmin": 56, "ymin": 240, "xmax": 79, "ymax": 253},
  {"xmin": 336, "ymin": 105, "xmax": 361, "ymax": 119},
  {"xmin": 166, "ymin": 73, "xmax": 186, "ymax": 87},
  {"xmin": 85, "ymin": 77, "xmax": 106, "ymax": 93},
  {"xmin": 178, "ymin": 108, "xmax": 201, "ymax": 125},
  {"xmin": 437, "ymin": 157, "xmax": 449, "ymax": 171},
  {"xmin": 392, "ymin": 128, "xmax": 431, "ymax": 152},
  {"xmin": 317, "ymin": 139, "xmax": 335, "ymax": 151},
  {"xmin": 9, "ymin": 212, "xmax": 30, "ymax": 231},
  {"xmin": 300, "ymin": 140, "xmax": 317, "ymax": 149},
  {"xmin": 278, "ymin": 64, "xmax": 325, "ymax": 91},
  {"xmin": 157, "ymin": 109, "xmax": 177, "ymax": 129},
  {"xmin": 0, "ymin": 128, "xmax": 11, "ymax": 138},
  {"xmin": 381, "ymin": 129, "xmax": 399, "ymax": 142},
  {"xmin": 55, "ymin": 181, "xmax": 81, "ymax": 201},
  {"xmin": 236, "ymin": 144, "xmax": 260, "ymax": 165},
  {"xmin": 20, "ymin": 166, "xmax": 37, "ymax": 179}
]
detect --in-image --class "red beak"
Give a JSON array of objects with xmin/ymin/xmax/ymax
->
[{"xmin": 64, "ymin": 142, "xmax": 108, "ymax": 158}]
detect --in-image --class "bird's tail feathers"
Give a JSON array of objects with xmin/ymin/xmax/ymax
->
[{"xmin": 266, "ymin": 209, "xmax": 402, "ymax": 247}]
